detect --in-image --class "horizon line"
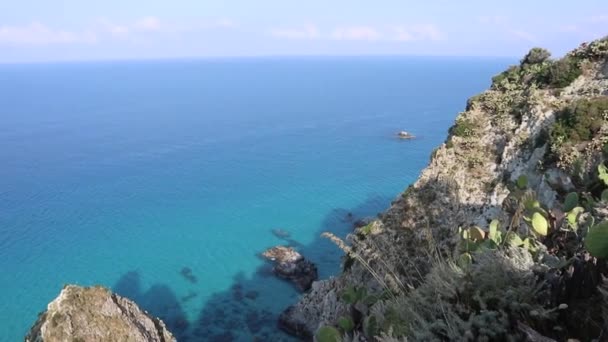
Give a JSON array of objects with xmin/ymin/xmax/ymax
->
[{"xmin": 0, "ymin": 53, "xmax": 519, "ymax": 66}]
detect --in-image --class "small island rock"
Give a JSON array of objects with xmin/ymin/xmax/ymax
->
[
  {"xmin": 262, "ymin": 246, "xmax": 318, "ymax": 291},
  {"xmin": 397, "ymin": 130, "xmax": 415, "ymax": 139}
]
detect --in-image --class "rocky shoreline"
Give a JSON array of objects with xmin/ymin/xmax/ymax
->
[
  {"xmin": 276, "ymin": 37, "xmax": 608, "ymax": 341},
  {"xmin": 25, "ymin": 36, "xmax": 608, "ymax": 341}
]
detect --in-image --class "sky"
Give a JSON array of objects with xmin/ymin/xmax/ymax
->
[{"xmin": 0, "ymin": 1, "xmax": 607, "ymax": 63}]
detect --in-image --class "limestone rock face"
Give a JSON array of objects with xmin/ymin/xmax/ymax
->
[
  {"xmin": 279, "ymin": 38, "xmax": 608, "ymax": 338},
  {"xmin": 25, "ymin": 285, "xmax": 175, "ymax": 342},
  {"xmin": 262, "ymin": 246, "xmax": 318, "ymax": 291}
]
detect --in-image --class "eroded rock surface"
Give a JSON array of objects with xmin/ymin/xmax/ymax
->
[{"xmin": 25, "ymin": 285, "xmax": 175, "ymax": 342}]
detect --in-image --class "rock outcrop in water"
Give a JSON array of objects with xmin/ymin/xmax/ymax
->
[
  {"xmin": 262, "ymin": 246, "xmax": 318, "ymax": 291},
  {"xmin": 281, "ymin": 37, "xmax": 608, "ymax": 341},
  {"xmin": 25, "ymin": 285, "xmax": 175, "ymax": 342}
]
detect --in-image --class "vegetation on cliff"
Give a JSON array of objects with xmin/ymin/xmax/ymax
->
[{"xmin": 284, "ymin": 36, "xmax": 608, "ymax": 342}]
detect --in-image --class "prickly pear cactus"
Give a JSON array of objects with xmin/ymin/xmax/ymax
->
[{"xmin": 585, "ymin": 221, "xmax": 608, "ymax": 258}]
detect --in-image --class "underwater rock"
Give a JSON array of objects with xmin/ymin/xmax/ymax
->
[
  {"xmin": 25, "ymin": 285, "xmax": 175, "ymax": 342},
  {"xmin": 345, "ymin": 212, "xmax": 354, "ymax": 222},
  {"xmin": 180, "ymin": 267, "xmax": 198, "ymax": 283},
  {"xmin": 272, "ymin": 228, "xmax": 291, "ymax": 239},
  {"xmin": 181, "ymin": 290, "xmax": 198, "ymax": 303},
  {"xmin": 262, "ymin": 246, "xmax": 318, "ymax": 291},
  {"xmin": 245, "ymin": 290, "xmax": 259, "ymax": 300}
]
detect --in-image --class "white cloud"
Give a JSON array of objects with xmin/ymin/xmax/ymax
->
[
  {"xmin": 270, "ymin": 25, "xmax": 320, "ymax": 40},
  {"xmin": 508, "ymin": 29, "xmax": 536, "ymax": 43},
  {"xmin": 96, "ymin": 18, "xmax": 130, "ymax": 36},
  {"xmin": 270, "ymin": 24, "xmax": 444, "ymax": 42},
  {"xmin": 134, "ymin": 16, "xmax": 161, "ymax": 32},
  {"xmin": 393, "ymin": 24, "xmax": 443, "ymax": 41},
  {"xmin": 330, "ymin": 26, "xmax": 381, "ymax": 41},
  {"xmin": 478, "ymin": 15, "xmax": 508, "ymax": 25},
  {"xmin": 213, "ymin": 18, "xmax": 238, "ymax": 29},
  {"xmin": 0, "ymin": 22, "xmax": 96, "ymax": 45},
  {"xmin": 590, "ymin": 15, "xmax": 608, "ymax": 23},
  {"xmin": 0, "ymin": 16, "xmax": 242, "ymax": 47}
]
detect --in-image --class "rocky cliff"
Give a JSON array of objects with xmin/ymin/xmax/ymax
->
[
  {"xmin": 25, "ymin": 285, "xmax": 175, "ymax": 342},
  {"xmin": 282, "ymin": 37, "xmax": 608, "ymax": 341}
]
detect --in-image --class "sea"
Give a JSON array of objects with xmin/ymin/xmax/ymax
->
[{"xmin": 0, "ymin": 56, "xmax": 511, "ymax": 341}]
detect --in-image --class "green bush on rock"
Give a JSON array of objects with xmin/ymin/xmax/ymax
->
[
  {"xmin": 521, "ymin": 47, "xmax": 551, "ymax": 65},
  {"xmin": 315, "ymin": 326, "xmax": 342, "ymax": 342},
  {"xmin": 541, "ymin": 56, "xmax": 582, "ymax": 88},
  {"xmin": 450, "ymin": 117, "xmax": 477, "ymax": 137}
]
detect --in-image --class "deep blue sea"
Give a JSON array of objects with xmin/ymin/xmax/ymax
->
[{"xmin": 0, "ymin": 57, "xmax": 510, "ymax": 341}]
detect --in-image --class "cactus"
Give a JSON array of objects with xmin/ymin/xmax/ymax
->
[
  {"xmin": 338, "ymin": 316, "xmax": 355, "ymax": 332},
  {"xmin": 531, "ymin": 212, "xmax": 548, "ymax": 236},
  {"xmin": 315, "ymin": 326, "xmax": 342, "ymax": 342},
  {"xmin": 567, "ymin": 207, "xmax": 585, "ymax": 231},
  {"xmin": 505, "ymin": 231, "xmax": 524, "ymax": 247},
  {"xmin": 469, "ymin": 226, "xmax": 486, "ymax": 241},
  {"xmin": 517, "ymin": 175, "xmax": 528, "ymax": 189},
  {"xmin": 585, "ymin": 221, "xmax": 608, "ymax": 258},
  {"xmin": 458, "ymin": 252, "xmax": 473, "ymax": 269},
  {"xmin": 488, "ymin": 219, "xmax": 503, "ymax": 245},
  {"xmin": 599, "ymin": 164, "xmax": 608, "ymax": 186},
  {"xmin": 563, "ymin": 192, "xmax": 579, "ymax": 212}
]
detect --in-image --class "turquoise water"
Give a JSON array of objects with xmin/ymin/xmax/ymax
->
[{"xmin": 0, "ymin": 57, "xmax": 510, "ymax": 341}]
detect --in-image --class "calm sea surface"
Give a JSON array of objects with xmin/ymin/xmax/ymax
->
[{"xmin": 0, "ymin": 57, "xmax": 511, "ymax": 341}]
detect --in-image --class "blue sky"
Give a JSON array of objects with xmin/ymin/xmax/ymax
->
[{"xmin": 0, "ymin": 0, "xmax": 607, "ymax": 62}]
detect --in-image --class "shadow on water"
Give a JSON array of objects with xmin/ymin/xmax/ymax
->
[
  {"xmin": 113, "ymin": 194, "xmax": 393, "ymax": 341},
  {"xmin": 189, "ymin": 194, "xmax": 393, "ymax": 342},
  {"xmin": 113, "ymin": 271, "xmax": 190, "ymax": 340}
]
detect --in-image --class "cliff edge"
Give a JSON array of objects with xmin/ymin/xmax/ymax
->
[
  {"xmin": 25, "ymin": 285, "xmax": 175, "ymax": 342},
  {"xmin": 282, "ymin": 37, "xmax": 608, "ymax": 341}
]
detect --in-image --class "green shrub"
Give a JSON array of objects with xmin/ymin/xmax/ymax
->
[
  {"xmin": 521, "ymin": 47, "xmax": 551, "ymax": 65},
  {"xmin": 541, "ymin": 57, "xmax": 582, "ymax": 88},
  {"xmin": 367, "ymin": 248, "xmax": 544, "ymax": 341},
  {"xmin": 450, "ymin": 117, "xmax": 477, "ymax": 137},
  {"xmin": 315, "ymin": 326, "xmax": 342, "ymax": 342},
  {"xmin": 491, "ymin": 65, "xmax": 521, "ymax": 88},
  {"xmin": 550, "ymin": 97, "xmax": 608, "ymax": 144}
]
